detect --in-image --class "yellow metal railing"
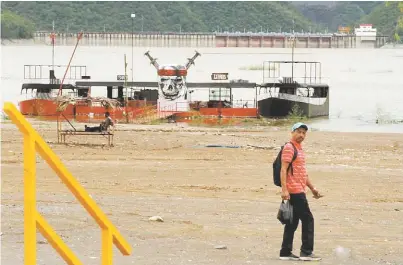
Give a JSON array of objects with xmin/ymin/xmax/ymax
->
[{"xmin": 3, "ymin": 102, "xmax": 132, "ymax": 265}]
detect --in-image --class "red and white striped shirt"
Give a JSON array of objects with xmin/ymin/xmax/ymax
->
[{"xmin": 281, "ymin": 140, "xmax": 307, "ymax": 194}]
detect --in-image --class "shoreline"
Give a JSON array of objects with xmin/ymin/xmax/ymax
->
[
  {"xmin": 1, "ymin": 116, "xmax": 403, "ymax": 135},
  {"xmin": 2, "ymin": 38, "xmax": 403, "ymax": 49},
  {"xmin": 1, "ymin": 117, "xmax": 402, "ymax": 135}
]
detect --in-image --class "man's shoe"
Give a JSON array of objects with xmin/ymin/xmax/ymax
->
[
  {"xmin": 299, "ymin": 253, "xmax": 322, "ymax": 261},
  {"xmin": 279, "ymin": 253, "xmax": 300, "ymax": 261}
]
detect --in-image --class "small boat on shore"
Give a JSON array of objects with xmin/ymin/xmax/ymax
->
[{"xmin": 256, "ymin": 60, "xmax": 329, "ymax": 118}]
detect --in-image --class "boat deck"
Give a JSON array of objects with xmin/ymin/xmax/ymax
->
[
  {"xmin": 74, "ymin": 81, "xmax": 257, "ymax": 89},
  {"xmin": 22, "ymin": 80, "xmax": 328, "ymax": 90}
]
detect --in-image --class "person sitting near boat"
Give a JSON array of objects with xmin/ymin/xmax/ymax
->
[{"xmin": 85, "ymin": 112, "xmax": 114, "ymax": 132}]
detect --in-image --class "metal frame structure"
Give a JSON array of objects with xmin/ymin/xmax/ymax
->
[
  {"xmin": 23, "ymin": 65, "xmax": 87, "ymax": 80},
  {"xmin": 263, "ymin": 60, "xmax": 322, "ymax": 84}
]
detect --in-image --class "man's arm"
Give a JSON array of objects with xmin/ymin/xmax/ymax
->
[
  {"xmin": 306, "ymin": 176, "xmax": 315, "ymax": 191},
  {"xmin": 280, "ymin": 143, "xmax": 294, "ymax": 200},
  {"xmin": 281, "ymin": 161, "xmax": 290, "ymax": 200},
  {"xmin": 306, "ymin": 176, "xmax": 322, "ymax": 198}
]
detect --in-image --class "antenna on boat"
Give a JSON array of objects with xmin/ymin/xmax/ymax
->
[
  {"xmin": 124, "ymin": 54, "xmax": 129, "ymax": 123},
  {"xmin": 290, "ymin": 35, "xmax": 296, "ymax": 82},
  {"xmin": 52, "ymin": 20, "xmax": 55, "ymax": 71}
]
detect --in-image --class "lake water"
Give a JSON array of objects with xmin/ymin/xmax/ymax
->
[{"xmin": 1, "ymin": 44, "xmax": 403, "ymax": 133}]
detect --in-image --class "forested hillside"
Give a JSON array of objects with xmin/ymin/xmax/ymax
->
[
  {"xmin": 359, "ymin": 1, "xmax": 403, "ymax": 40},
  {"xmin": 0, "ymin": 9, "xmax": 35, "ymax": 39},
  {"xmin": 1, "ymin": 1, "xmax": 314, "ymax": 35},
  {"xmin": 293, "ymin": 1, "xmax": 382, "ymax": 31},
  {"xmin": 1, "ymin": 1, "xmax": 401, "ymax": 41}
]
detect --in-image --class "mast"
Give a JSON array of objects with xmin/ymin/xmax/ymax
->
[
  {"xmin": 124, "ymin": 54, "xmax": 129, "ymax": 123},
  {"xmin": 58, "ymin": 32, "xmax": 83, "ymax": 96},
  {"xmin": 52, "ymin": 20, "xmax": 55, "ymax": 71},
  {"xmin": 291, "ymin": 35, "xmax": 295, "ymax": 82},
  {"xmin": 49, "ymin": 21, "xmax": 56, "ymax": 84}
]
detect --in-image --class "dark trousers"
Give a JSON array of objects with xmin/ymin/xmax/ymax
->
[{"xmin": 280, "ymin": 193, "xmax": 314, "ymax": 256}]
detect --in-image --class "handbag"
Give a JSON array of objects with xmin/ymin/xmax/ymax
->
[{"xmin": 277, "ymin": 200, "xmax": 293, "ymax": 225}]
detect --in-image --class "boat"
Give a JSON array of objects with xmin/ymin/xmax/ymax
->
[
  {"xmin": 256, "ymin": 60, "xmax": 329, "ymax": 118},
  {"xmin": 18, "ymin": 34, "xmax": 328, "ymax": 122},
  {"xmin": 18, "ymin": 30, "xmax": 95, "ymax": 121},
  {"xmin": 19, "ymin": 64, "xmax": 87, "ymax": 120},
  {"xmin": 19, "ymin": 66, "xmax": 160, "ymax": 123},
  {"xmin": 18, "ymin": 49, "xmax": 260, "ymax": 123},
  {"xmin": 19, "ymin": 63, "xmax": 329, "ymax": 122}
]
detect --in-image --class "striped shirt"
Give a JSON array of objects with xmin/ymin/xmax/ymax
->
[{"xmin": 281, "ymin": 140, "xmax": 307, "ymax": 194}]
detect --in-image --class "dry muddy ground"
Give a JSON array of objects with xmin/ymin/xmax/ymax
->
[{"xmin": 1, "ymin": 119, "xmax": 403, "ymax": 265}]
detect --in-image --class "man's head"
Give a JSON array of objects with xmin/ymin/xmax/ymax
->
[
  {"xmin": 105, "ymin": 112, "xmax": 110, "ymax": 117},
  {"xmin": 291, "ymin": 122, "xmax": 308, "ymax": 143}
]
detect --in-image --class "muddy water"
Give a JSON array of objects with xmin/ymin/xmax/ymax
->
[{"xmin": 1, "ymin": 44, "xmax": 403, "ymax": 133}]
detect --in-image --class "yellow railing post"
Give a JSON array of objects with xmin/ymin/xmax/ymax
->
[
  {"xmin": 24, "ymin": 134, "xmax": 36, "ymax": 265},
  {"xmin": 3, "ymin": 102, "xmax": 132, "ymax": 265},
  {"xmin": 102, "ymin": 228, "xmax": 113, "ymax": 265}
]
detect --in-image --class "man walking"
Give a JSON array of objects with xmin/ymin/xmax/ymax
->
[{"xmin": 279, "ymin": 122, "xmax": 322, "ymax": 261}]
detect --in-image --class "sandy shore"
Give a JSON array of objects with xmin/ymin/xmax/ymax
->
[{"xmin": 1, "ymin": 119, "xmax": 403, "ymax": 265}]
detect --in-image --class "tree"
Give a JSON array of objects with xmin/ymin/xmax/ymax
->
[
  {"xmin": 1, "ymin": 9, "xmax": 35, "ymax": 39},
  {"xmin": 386, "ymin": 1, "xmax": 403, "ymax": 42}
]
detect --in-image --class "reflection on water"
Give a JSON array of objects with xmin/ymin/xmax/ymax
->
[{"xmin": 1, "ymin": 45, "xmax": 403, "ymax": 133}]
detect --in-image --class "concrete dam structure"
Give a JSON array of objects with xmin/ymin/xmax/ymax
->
[{"xmin": 33, "ymin": 31, "xmax": 389, "ymax": 48}]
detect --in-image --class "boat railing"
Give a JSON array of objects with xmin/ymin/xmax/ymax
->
[
  {"xmin": 263, "ymin": 61, "xmax": 325, "ymax": 84},
  {"xmin": 24, "ymin": 64, "xmax": 87, "ymax": 81}
]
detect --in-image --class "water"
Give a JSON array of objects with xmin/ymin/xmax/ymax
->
[{"xmin": 1, "ymin": 44, "xmax": 403, "ymax": 133}]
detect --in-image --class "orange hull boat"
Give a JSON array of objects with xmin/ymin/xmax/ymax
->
[
  {"xmin": 19, "ymin": 98, "xmax": 75, "ymax": 120},
  {"xmin": 18, "ymin": 97, "xmax": 159, "ymax": 123}
]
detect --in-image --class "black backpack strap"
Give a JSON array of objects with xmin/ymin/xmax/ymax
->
[
  {"xmin": 288, "ymin": 142, "xmax": 298, "ymax": 176},
  {"xmin": 289, "ymin": 142, "xmax": 298, "ymax": 162}
]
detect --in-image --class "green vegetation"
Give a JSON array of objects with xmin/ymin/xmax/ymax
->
[
  {"xmin": 293, "ymin": 1, "xmax": 382, "ymax": 31},
  {"xmin": 1, "ymin": 111, "xmax": 11, "ymax": 121},
  {"xmin": 287, "ymin": 103, "xmax": 307, "ymax": 124},
  {"xmin": 1, "ymin": 9, "xmax": 35, "ymax": 39},
  {"xmin": 1, "ymin": 1, "xmax": 315, "ymax": 33},
  {"xmin": 386, "ymin": 1, "xmax": 403, "ymax": 42},
  {"xmin": 294, "ymin": 1, "xmax": 401, "ymax": 40},
  {"xmin": 359, "ymin": 1, "xmax": 403, "ymax": 41},
  {"xmin": 1, "ymin": 1, "xmax": 401, "ymax": 41}
]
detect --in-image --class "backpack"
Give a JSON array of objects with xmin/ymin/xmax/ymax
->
[{"xmin": 273, "ymin": 142, "xmax": 298, "ymax": 187}]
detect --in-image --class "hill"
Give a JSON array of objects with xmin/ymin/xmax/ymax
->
[
  {"xmin": 294, "ymin": 1, "xmax": 403, "ymax": 40},
  {"xmin": 2, "ymin": 1, "xmax": 401, "ymax": 41},
  {"xmin": 293, "ymin": 1, "xmax": 382, "ymax": 31},
  {"xmin": 1, "ymin": 1, "xmax": 316, "ymax": 35},
  {"xmin": 359, "ymin": 2, "xmax": 403, "ymax": 40},
  {"xmin": 0, "ymin": 9, "xmax": 35, "ymax": 39}
]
